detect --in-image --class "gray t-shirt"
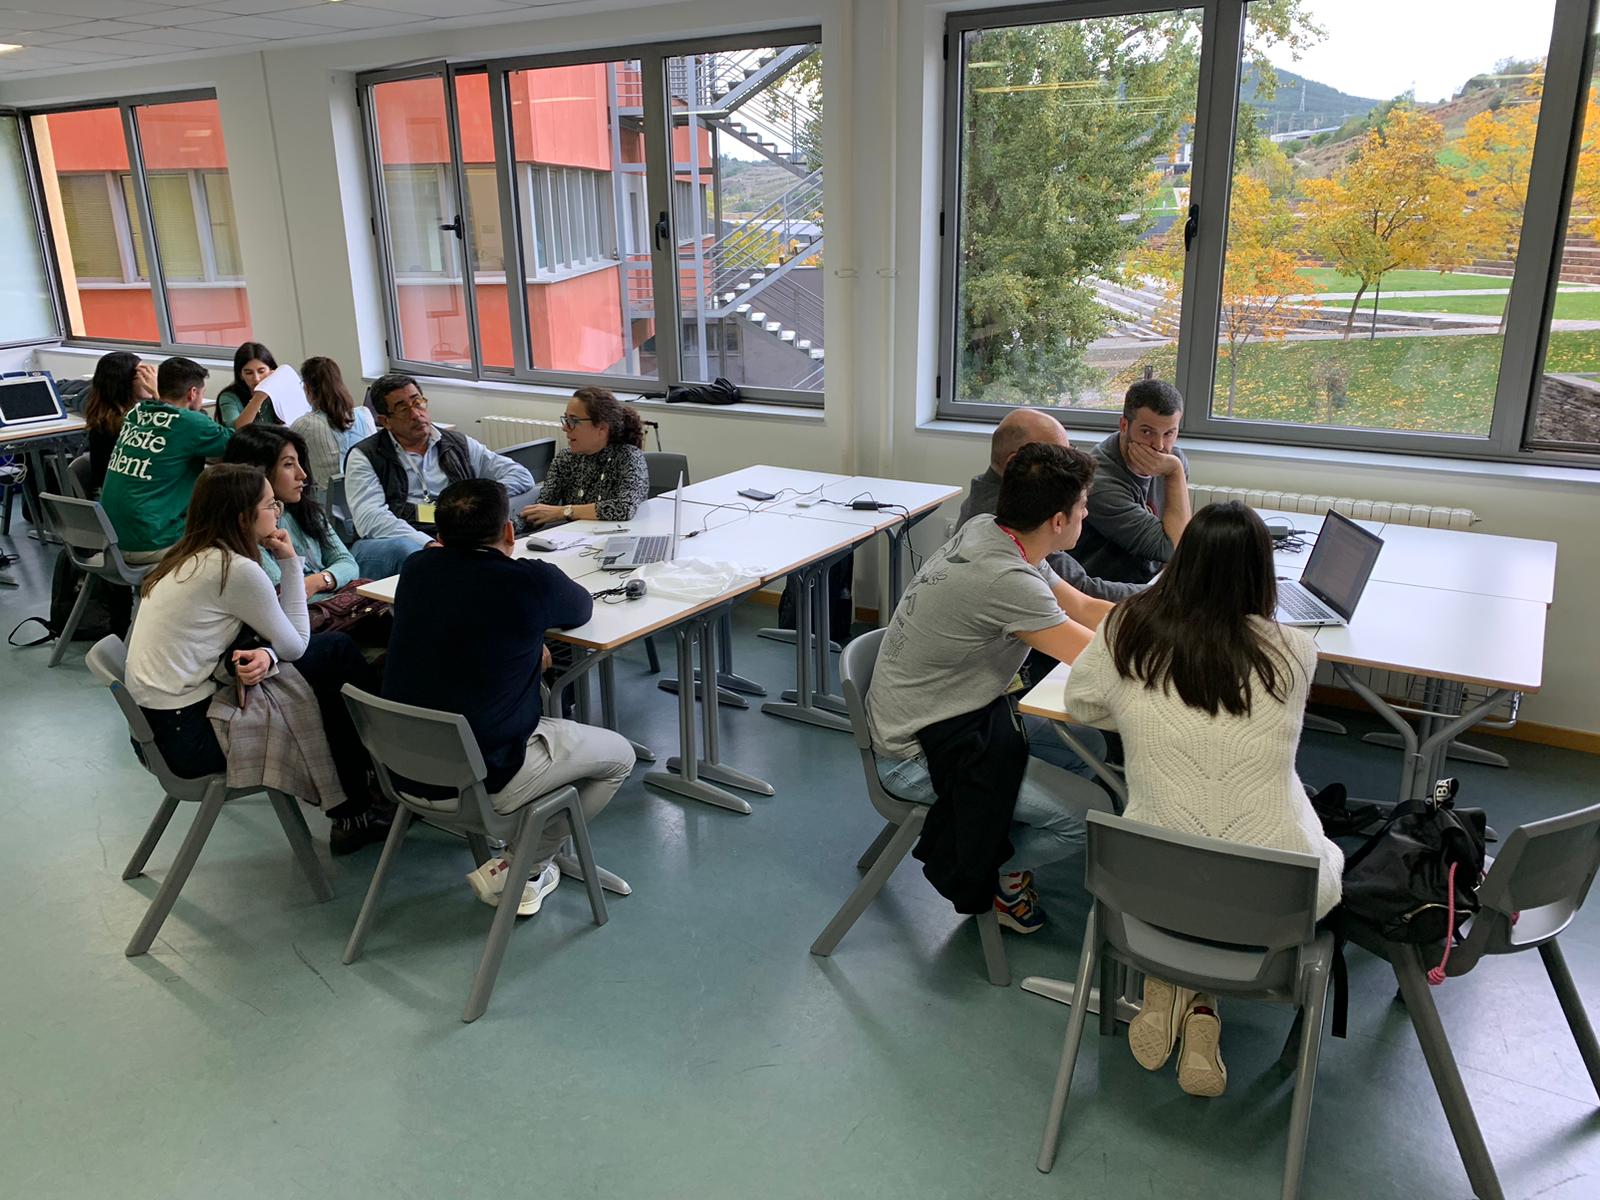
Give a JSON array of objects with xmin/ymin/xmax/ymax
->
[{"xmin": 867, "ymin": 517, "xmax": 1066, "ymax": 760}]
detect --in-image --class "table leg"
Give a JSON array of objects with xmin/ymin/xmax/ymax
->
[
  {"xmin": 761, "ymin": 557, "xmax": 852, "ymax": 733},
  {"xmin": 1049, "ymin": 722, "xmax": 1127, "ymax": 807},
  {"xmin": 22, "ymin": 446, "xmax": 62, "ymax": 545},
  {"xmin": 716, "ymin": 609, "xmax": 767, "ymax": 696},
  {"xmin": 645, "ymin": 621, "xmax": 753, "ymax": 814},
  {"xmin": 1336, "ymin": 665, "xmax": 1423, "ymax": 803},
  {"xmin": 1020, "ymin": 975, "xmax": 1141, "ymax": 1024},
  {"xmin": 666, "ymin": 608, "xmax": 774, "ymax": 797},
  {"xmin": 598, "ymin": 654, "xmax": 654, "ymax": 763},
  {"xmin": 656, "ymin": 674, "xmax": 749, "ymax": 709}
]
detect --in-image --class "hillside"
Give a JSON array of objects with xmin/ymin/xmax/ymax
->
[
  {"xmin": 1241, "ymin": 65, "xmax": 1381, "ymax": 136},
  {"xmin": 717, "ymin": 157, "xmax": 798, "ymax": 216}
]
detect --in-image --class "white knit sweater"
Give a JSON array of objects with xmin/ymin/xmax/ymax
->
[{"xmin": 1064, "ymin": 616, "xmax": 1344, "ymax": 918}]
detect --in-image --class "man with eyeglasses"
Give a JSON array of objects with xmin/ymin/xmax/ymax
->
[{"xmin": 344, "ymin": 373, "xmax": 535, "ymax": 579}]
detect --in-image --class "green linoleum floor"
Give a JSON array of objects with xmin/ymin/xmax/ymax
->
[{"xmin": 1, "ymin": 525, "xmax": 1597, "ymax": 1200}]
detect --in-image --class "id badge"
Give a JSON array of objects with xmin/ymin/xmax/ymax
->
[{"xmin": 415, "ymin": 501, "xmax": 437, "ymax": 525}]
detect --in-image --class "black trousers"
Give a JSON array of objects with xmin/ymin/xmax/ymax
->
[{"xmin": 139, "ymin": 632, "xmax": 379, "ymax": 814}]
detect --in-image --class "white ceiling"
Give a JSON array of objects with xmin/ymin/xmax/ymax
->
[{"xmin": 0, "ymin": 0, "xmax": 583, "ymax": 80}]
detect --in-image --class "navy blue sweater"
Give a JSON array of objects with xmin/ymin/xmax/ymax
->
[{"xmin": 383, "ymin": 545, "xmax": 593, "ymax": 793}]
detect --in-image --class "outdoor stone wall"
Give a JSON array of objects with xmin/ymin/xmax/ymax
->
[{"xmin": 1534, "ymin": 373, "xmax": 1600, "ymax": 443}]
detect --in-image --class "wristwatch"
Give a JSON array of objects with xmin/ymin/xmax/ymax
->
[
  {"xmin": 563, "ymin": 504, "xmax": 574, "ymax": 519},
  {"xmin": 321, "ymin": 571, "xmax": 335, "ymax": 592}
]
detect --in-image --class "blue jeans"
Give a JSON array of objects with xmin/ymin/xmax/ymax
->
[
  {"xmin": 876, "ymin": 717, "xmax": 1109, "ymax": 877},
  {"xmin": 351, "ymin": 535, "xmax": 420, "ymax": 579}
]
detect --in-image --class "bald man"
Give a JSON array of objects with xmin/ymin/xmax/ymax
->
[{"xmin": 958, "ymin": 410, "xmax": 1145, "ymax": 603}]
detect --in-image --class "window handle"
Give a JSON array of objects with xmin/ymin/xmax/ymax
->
[
  {"xmin": 654, "ymin": 210, "xmax": 670, "ymax": 251},
  {"xmin": 439, "ymin": 213, "xmax": 464, "ymax": 240},
  {"xmin": 1183, "ymin": 203, "xmax": 1200, "ymax": 252}
]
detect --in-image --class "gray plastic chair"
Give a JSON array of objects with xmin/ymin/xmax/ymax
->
[
  {"xmin": 339, "ymin": 686, "xmax": 611, "ymax": 1023},
  {"xmin": 66, "ymin": 452, "xmax": 93, "ymax": 500},
  {"xmin": 84, "ymin": 636, "xmax": 334, "ymax": 958},
  {"xmin": 38, "ymin": 492, "xmax": 151, "ymax": 668},
  {"xmin": 1038, "ymin": 811, "xmax": 1334, "ymax": 1200},
  {"xmin": 808, "ymin": 628, "xmax": 1010, "ymax": 986},
  {"xmin": 500, "ymin": 437, "xmax": 557, "ymax": 483},
  {"xmin": 643, "ymin": 451, "xmax": 691, "ymax": 677},
  {"xmin": 323, "ymin": 475, "xmax": 357, "ymax": 546},
  {"xmin": 1343, "ymin": 803, "xmax": 1600, "ymax": 1200}
]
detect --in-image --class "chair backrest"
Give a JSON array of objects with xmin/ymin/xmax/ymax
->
[
  {"xmin": 837, "ymin": 628, "xmax": 920, "ymax": 821},
  {"xmin": 323, "ymin": 475, "xmax": 357, "ymax": 545},
  {"xmin": 67, "ymin": 453, "xmax": 93, "ymax": 499},
  {"xmin": 85, "ymin": 635, "xmax": 215, "ymax": 802},
  {"xmin": 500, "ymin": 438, "xmax": 557, "ymax": 483},
  {"xmin": 38, "ymin": 492, "xmax": 146, "ymax": 585},
  {"xmin": 643, "ymin": 451, "xmax": 690, "ymax": 499},
  {"xmin": 1085, "ymin": 811, "xmax": 1323, "ymax": 996},
  {"xmin": 1454, "ymin": 802, "xmax": 1600, "ymax": 966},
  {"xmin": 340, "ymin": 685, "xmax": 510, "ymax": 835}
]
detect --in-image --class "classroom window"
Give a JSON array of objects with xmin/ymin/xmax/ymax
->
[
  {"xmin": 0, "ymin": 114, "xmax": 58, "ymax": 346},
  {"xmin": 360, "ymin": 32, "xmax": 823, "ymax": 400},
  {"xmin": 29, "ymin": 94, "xmax": 252, "ymax": 349},
  {"xmin": 939, "ymin": 1, "xmax": 1600, "ymax": 463}
]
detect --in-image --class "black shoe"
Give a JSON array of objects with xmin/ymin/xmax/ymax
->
[{"xmin": 330, "ymin": 806, "xmax": 394, "ymax": 856}]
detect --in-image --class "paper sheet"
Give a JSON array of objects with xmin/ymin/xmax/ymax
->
[{"xmin": 253, "ymin": 364, "xmax": 310, "ymax": 424}]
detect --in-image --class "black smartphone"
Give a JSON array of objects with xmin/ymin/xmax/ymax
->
[{"xmin": 737, "ymin": 487, "xmax": 776, "ymax": 501}]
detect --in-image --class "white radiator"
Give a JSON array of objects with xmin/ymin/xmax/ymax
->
[
  {"xmin": 480, "ymin": 414, "xmax": 563, "ymax": 450},
  {"xmin": 1189, "ymin": 484, "xmax": 1477, "ymax": 531}
]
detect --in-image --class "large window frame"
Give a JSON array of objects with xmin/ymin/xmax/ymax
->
[
  {"xmin": 0, "ymin": 108, "xmax": 63, "ymax": 349},
  {"xmin": 23, "ymin": 89, "xmax": 248, "ymax": 356},
  {"xmin": 358, "ymin": 28, "xmax": 824, "ymax": 405},
  {"xmin": 936, "ymin": 0, "xmax": 1600, "ymax": 466}
]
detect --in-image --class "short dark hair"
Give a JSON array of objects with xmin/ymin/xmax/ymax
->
[
  {"xmin": 994, "ymin": 443, "xmax": 1095, "ymax": 532},
  {"xmin": 1122, "ymin": 378, "xmax": 1183, "ymax": 423},
  {"xmin": 157, "ymin": 357, "xmax": 209, "ymax": 401},
  {"xmin": 436, "ymin": 478, "xmax": 509, "ymax": 549},
  {"xmin": 368, "ymin": 372, "xmax": 419, "ymax": 415}
]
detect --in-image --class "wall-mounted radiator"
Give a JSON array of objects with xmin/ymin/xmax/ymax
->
[{"xmin": 480, "ymin": 414, "xmax": 564, "ymax": 450}]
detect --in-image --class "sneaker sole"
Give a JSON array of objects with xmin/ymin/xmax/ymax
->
[
  {"xmin": 514, "ymin": 868, "xmax": 561, "ymax": 917},
  {"xmin": 1128, "ymin": 980, "xmax": 1181, "ymax": 1071},
  {"xmin": 1177, "ymin": 1011, "xmax": 1227, "ymax": 1098},
  {"xmin": 994, "ymin": 911, "xmax": 1044, "ymax": 934}
]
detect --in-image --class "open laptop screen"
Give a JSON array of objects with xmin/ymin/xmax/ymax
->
[
  {"xmin": 0, "ymin": 376, "xmax": 63, "ymax": 426},
  {"xmin": 1300, "ymin": 510, "xmax": 1384, "ymax": 620}
]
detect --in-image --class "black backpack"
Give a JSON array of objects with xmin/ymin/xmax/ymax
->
[
  {"xmin": 1339, "ymin": 778, "xmax": 1488, "ymax": 946},
  {"xmin": 7, "ymin": 548, "xmax": 120, "ymax": 649}
]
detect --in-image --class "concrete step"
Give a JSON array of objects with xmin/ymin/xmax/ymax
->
[
  {"xmin": 780, "ymin": 330, "xmax": 797, "ymax": 342},
  {"xmin": 749, "ymin": 311, "xmax": 767, "ymax": 323},
  {"xmin": 765, "ymin": 321, "xmax": 782, "ymax": 332},
  {"xmin": 809, "ymin": 348, "xmax": 825, "ymax": 360}
]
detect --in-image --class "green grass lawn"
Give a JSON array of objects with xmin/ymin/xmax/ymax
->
[
  {"xmin": 1294, "ymin": 268, "xmax": 1519, "ymax": 294},
  {"xmin": 1097, "ymin": 328, "xmax": 1600, "ymax": 434},
  {"xmin": 1316, "ymin": 290, "xmax": 1600, "ymax": 320}
]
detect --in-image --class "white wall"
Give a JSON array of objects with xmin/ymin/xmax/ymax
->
[{"xmin": 11, "ymin": 0, "xmax": 1600, "ymax": 737}]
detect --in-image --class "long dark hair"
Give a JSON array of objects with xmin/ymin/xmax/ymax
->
[
  {"xmin": 574, "ymin": 386, "xmax": 645, "ymax": 449},
  {"xmin": 1107, "ymin": 501, "xmax": 1291, "ymax": 718},
  {"xmin": 301, "ymin": 356, "xmax": 357, "ymax": 432},
  {"xmin": 141, "ymin": 465, "xmax": 267, "ymax": 597},
  {"xmin": 83, "ymin": 351, "xmax": 140, "ymax": 435},
  {"xmin": 223, "ymin": 422, "xmax": 329, "ymax": 542},
  {"xmin": 228, "ymin": 341, "xmax": 276, "ymax": 400}
]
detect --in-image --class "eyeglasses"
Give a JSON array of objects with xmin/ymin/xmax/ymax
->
[
  {"xmin": 558, "ymin": 414, "xmax": 597, "ymax": 430},
  {"xmin": 387, "ymin": 394, "xmax": 429, "ymax": 416},
  {"xmin": 263, "ymin": 498, "xmax": 284, "ymax": 516}
]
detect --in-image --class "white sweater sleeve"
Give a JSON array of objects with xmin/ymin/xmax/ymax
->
[
  {"xmin": 1062, "ymin": 623, "xmax": 1118, "ymax": 729},
  {"xmin": 226, "ymin": 554, "xmax": 311, "ymax": 661}
]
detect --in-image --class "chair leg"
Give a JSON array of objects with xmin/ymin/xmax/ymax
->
[
  {"xmin": 645, "ymin": 635, "xmax": 661, "ymax": 675},
  {"xmin": 465, "ymin": 832, "xmax": 494, "ymax": 867},
  {"xmin": 462, "ymin": 821, "xmax": 546, "ymax": 1023},
  {"xmin": 265, "ymin": 789, "xmax": 334, "ymax": 902},
  {"xmin": 1282, "ymin": 966, "xmax": 1332, "ymax": 1200},
  {"xmin": 48, "ymin": 571, "xmax": 97, "ymax": 668},
  {"xmin": 1038, "ymin": 911, "xmax": 1099, "ymax": 1173},
  {"xmin": 1539, "ymin": 938, "xmax": 1600, "ymax": 1100},
  {"xmin": 1278, "ymin": 1009, "xmax": 1305, "ymax": 1070},
  {"xmin": 810, "ymin": 814, "xmax": 921, "ymax": 957},
  {"xmin": 122, "ymin": 796, "xmax": 180, "ymax": 880},
  {"xmin": 854, "ymin": 820, "xmax": 898, "ymax": 871},
  {"xmin": 342, "ymin": 806, "xmax": 413, "ymax": 965},
  {"xmin": 564, "ymin": 797, "xmax": 610, "ymax": 928},
  {"xmin": 1390, "ymin": 942, "xmax": 1505, "ymax": 1200},
  {"xmin": 1098, "ymin": 954, "xmax": 1119, "ymax": 1037},
  {"xmin": 977, "ymin": 907, "xmax": 1010, "ymax": 987},
  {"xmin": 125, "ymin": 783, "xmax": 228, "ymax": 957}
]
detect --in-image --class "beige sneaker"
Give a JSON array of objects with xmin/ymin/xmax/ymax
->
[
  {"xmin": 1128, "ymin": 976, "xmax": 1195, "ymax": 1071},
  {"xmin": 1176, "ymin": 994, "xmax": 1228, "ymax": 1097},
  {"xmin": 466, "ymin": 858, "xmax": 560, "ymax": 917}
]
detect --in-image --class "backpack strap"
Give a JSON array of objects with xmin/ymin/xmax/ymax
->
[
  {"xmin": 8, "ymin": 615, "xmax": 56, "ymax": 648},
  {"xmin": 1341, "ymin": 798, "xmax": 1430, "ymax": 875}
]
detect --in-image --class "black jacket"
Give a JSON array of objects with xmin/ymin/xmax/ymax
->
[
  {"xmin": 912, "ymin": 695, "xmax": 1028, "ymax": 914},
  {"xmin": 349, "ymin": 428, "xmax": 472, "ymax": 530}
]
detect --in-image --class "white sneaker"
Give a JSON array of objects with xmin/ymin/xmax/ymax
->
[
  {"xmin": 1128, "ymin": 976, "xmax": 1196, "ymax": 1071},
  {"xmin": 1176, "ymin": 994, "xmax": 1228, "ymax": 1098},
  {"xmin": 465, "ymin": 857, "xmax": 560, "ymax": 917}
]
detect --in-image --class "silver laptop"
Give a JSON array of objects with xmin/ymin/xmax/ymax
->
[
  {"xmin": 0, "ymin": 375, "xmax": 65, "ymax": 429},
  {"xmin": 1276, "ymin": 510, "xmax": 1384, "ymax": 627},
  {"xmin": 601, "ymin": 472, "xmax": 683, "ymax": 570}
]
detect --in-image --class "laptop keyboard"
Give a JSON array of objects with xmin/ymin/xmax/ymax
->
[
  {"xmin": 631, "ymin": 535, "xmax": 670, "ymax": 564},
  {"xmin": 1278, "ymin": 583, "xmax": 1332, "ymax": 623}
]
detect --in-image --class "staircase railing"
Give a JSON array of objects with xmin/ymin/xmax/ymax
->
[{"xmin": 708, "ymin": 170, "xmax": 822, "ymax": 286}]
